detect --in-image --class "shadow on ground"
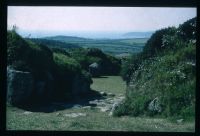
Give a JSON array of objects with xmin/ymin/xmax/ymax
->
[{"xmin": 16, "ymin": 89, "xmax": 105, "ymax": 113}]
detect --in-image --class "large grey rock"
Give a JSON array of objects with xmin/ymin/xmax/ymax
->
[
  {"xmin": 35, "ymin": 81, "xmax": 46, "ymax": 96},
  {"xmin": 72, "ymin": 74, "xmax": 90, "ymax": 96},
  {"xmin": 7, "ymin": 67, "xmax": 34, "ymax": 105},
  {"xmin": 35, "ymin": 71, "xmax": 54, "ymax": 100},
  {"xmin": 148, "ymin": 97, "xmax": 162, "ymax": 113},
  {"xmin": 89, "ymin": 62, "xmax": 101, "ymax": 77},
  {"xmin": 44, "ymin": 71, "xmax": 54, "ymax": 99}
]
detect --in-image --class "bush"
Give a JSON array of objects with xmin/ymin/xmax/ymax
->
[
  {"xmin": 7, "ymin": 30, "xmax": 31, "ymax": 65},
  {"xmin": 177, "ymin": 17, "xmax": 196, "ymax": 41},
  {"xmin": 120, "ymin": 53, "xmax": 143, "ymax": 82},
  {"xmin": 142, "ymin": 27, "xmax": 177, "ymax": 58},
  {"xmin": 53, "ymin": 52, "xmax": 81, "ymax": 74},
  {"xmin": 51, "ymin": 48, "xmax": 70, "ymax": 56},
  {"xmin": 69, "ymin": 47, "xmax": 121, "ymax": 75}
]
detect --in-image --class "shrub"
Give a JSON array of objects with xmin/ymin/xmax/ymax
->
[
  {"xmin": 70, "ymin": 47, "xmax": 121, "ymax": 75},
  {"xmin": 177, "ymin": 17, "xmax": 196, "ymax": 41},
  {"xmin": 7, "ymin": 30, "xmax": 31, "ymax": 65},
  {"xmin": 142, "ymin": 27, "xmax": 177, "ymax": 58},
  {"xmin": 53, "ymin": 52, "xmax": 81, "ymax": 74},
  {"xmin": 51, "ymin": 48, "xmax": 70, "ymax": 56}
]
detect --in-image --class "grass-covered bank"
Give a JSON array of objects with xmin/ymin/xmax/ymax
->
[
  {"xmin": 116, "ymin": 17, "xmax": 196, "ymax": 121},
  {"xmin": 6, "ymin": 76, "xmax": 195, "ymax": 131}
]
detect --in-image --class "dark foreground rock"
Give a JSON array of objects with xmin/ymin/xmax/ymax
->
[{"xmin": 7, "ymin": 67, "xmax": 34, "ymax": 106}]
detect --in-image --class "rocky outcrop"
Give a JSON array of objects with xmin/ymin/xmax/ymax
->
[{"xmin": 7, "ymin": 67, "xmax": 34, "ymax": 106}]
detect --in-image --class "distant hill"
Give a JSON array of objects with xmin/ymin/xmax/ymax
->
[
  {"xmin": 123, "ymin": 31, "xmax": 154, "ymax": 38},
  {"xmin": 44, "ymin": 35, "xmax": 92, "ymax": 43},
  {"xmin": 27, "ymin": 38, "xmax": 80, "ymax": 49}
]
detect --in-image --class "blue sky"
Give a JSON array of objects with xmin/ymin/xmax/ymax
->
[{"xmin": 7, "ymin": 6, "xmax": 196, "ymax": 36}]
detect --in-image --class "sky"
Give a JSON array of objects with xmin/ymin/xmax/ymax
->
[{"xmin": 7, "ymin": 7, "xmax": 196, "ymax": 38}]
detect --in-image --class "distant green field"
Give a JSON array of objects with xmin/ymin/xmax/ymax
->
[{"xmin": 44, "ymin": 36, "xmax": 148, "ymax": 56}]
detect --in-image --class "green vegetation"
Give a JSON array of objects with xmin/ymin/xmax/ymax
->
[
  {"xmin": 116, "ymin": 17, "xmax": 196, "ymax": 121},
  {"xmin": 69, "ymin": 48, "xmax": 121, "ymax": 75}
]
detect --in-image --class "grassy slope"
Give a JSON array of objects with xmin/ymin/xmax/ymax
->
[{"xmin": 6, "ymin": 76, "xmax": 194, "ymax": 131}]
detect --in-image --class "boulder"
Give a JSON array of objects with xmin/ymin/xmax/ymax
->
[
  {"xmin": 35, "ymin": 81, "xmax": 46, "ymax": 96},
  {"xmin": 35, "ymin": 71, "xmax": 54, "ymax": 100},
  {"xmin": 72, "ymin": 74, "xmax": 90, "ymax": 96},
  {"xmin": 100, "ymin": 91, "xmax": 107, "ymax": 96},
  {"xmin": 148, "ymin": 97, "xmax": 162, "ymax": 113},
  {"xmin": 7, "ymin": 67, "xmax": 34, "ymax": 105},
  {"xmin": 45, "ymin": 71, "xmax": 54, "ymax": 99},
  {"xmin": 89, "ymin": 62, "xmax": 101, "ymax": 77}
]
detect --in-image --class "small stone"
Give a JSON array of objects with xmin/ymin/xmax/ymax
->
[
  {"xmin": 64, "ymin": 113, "xmax": 87, "ymax": 118},
  {"xmin": 100, "ymin": 91, "xmax": 107, "ymax": 96},
  {"xmin": 82, "ymin": 106, "xmax": 91, "ymax": 109},
  {"xmin": 117, "ymin": 96, "xmax": 125, "ymax": 100},
  {"xmin": 100, "ymin": 106, "xmax": 111, "ymax": 112},
  {"xmin": 177, "ymin": 119, "xmax": 184, "ymax": 124},
  {"xmin": 73, "ymin": 104, "xmax": 82, "ymax": 108},
  {"xmin": 23, "ymin": 111, "xmax": 32, "ymax": 115},
  {"xmin": 107, "ymin": 93, "xmax": 115, "ymax": 97},
  {"xmin": 89, "ymin": 100, "xmax": 98, "ymax": 105},
  {"xmin": 109, "ymin": 112, "xmax": 113, "ymax": 116},
  {"xmin": 56, "ymin": 112, "xmax": 61, "ymax": 116}
]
